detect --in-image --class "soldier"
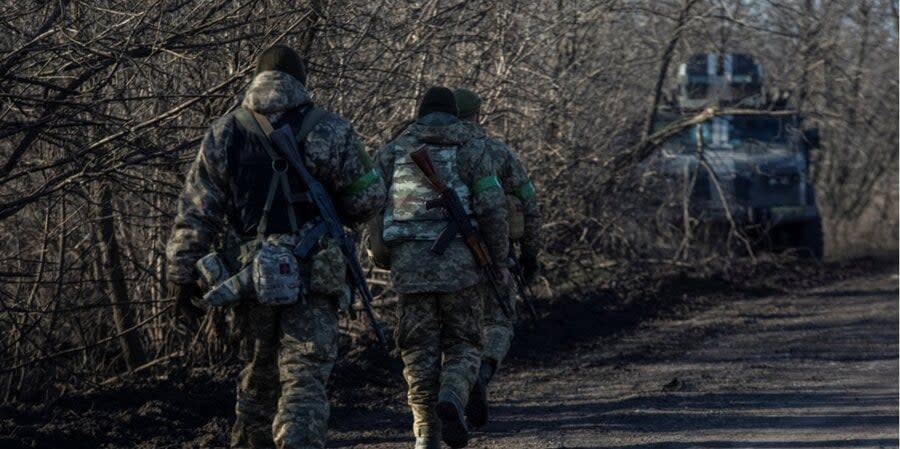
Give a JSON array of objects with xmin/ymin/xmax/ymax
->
[
  {"xmin": 453, "ymin": 88, "xmax": 542, "ymax": 429},
  {"xmin": 165, "ymin": 45, "xmax": 385, "ymax": 449},
  {"xmin": 374, "ymin": 87, "xmax": 509, "ymax": 449}
]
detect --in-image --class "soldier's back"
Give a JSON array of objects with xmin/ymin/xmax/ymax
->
[{"xmin": 378, "ymin": 111, "xmax": 490, "ymax": 294}]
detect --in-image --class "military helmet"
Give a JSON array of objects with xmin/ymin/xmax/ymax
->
[{"xmin": 454, "ymin": 88, "xmax": 481, "ymax": 119}]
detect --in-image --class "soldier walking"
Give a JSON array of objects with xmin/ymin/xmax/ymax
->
[
  {"xmin": 453, "ymin": 88, "xmax": 542, "ymax": 429},
  {"xmin": 165, "ymin": 45, "xmax": 385, "ymax": 449},
  {"xmin": 374, "ymin": 87, "xmax": 509, "ymax": 449}
]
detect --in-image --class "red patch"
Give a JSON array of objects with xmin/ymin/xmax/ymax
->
[{"xmin": 280, "ymin": 263, "xmax": 290, "ymax": 274}]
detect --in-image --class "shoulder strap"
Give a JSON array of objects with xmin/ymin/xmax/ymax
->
[
  {"xmin": 234, "ymin": 105, "xmax": 326, "ymax": 147},
  {"xmin": 234, "ymin": 107, "xmax": 303, "ymax": 239},
  {"xmin": 294, "ymin": 106, "xmax": 327, "ymax": 143},
  {"xmin": 234, "ymin": 107, "xmax": 263, "ymax": 140}
]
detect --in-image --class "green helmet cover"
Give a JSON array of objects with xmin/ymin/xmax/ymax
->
[{"xmin": 454, "ymin": 88, "xmax": 482, "ymax": 119}]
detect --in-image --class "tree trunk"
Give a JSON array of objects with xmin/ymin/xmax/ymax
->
[
  {"xmin": 95, "ymin": 183, "xmax": 146, "ymax": 371},
  {"xmin": 642, "ymin": 0, "xmax": 699, "ymax": 140},
  {"xmin": 795, "ymin": 0, "xmax": 820, "ymax": 112}
]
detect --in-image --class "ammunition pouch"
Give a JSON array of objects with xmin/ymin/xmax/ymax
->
[
  {"xmin": 310, "ymin": 236, "xmax": 351, "ymax": 311},
  {"xmin": 507, "ymin": 194, "xmax": 525, "ymax": 241}
]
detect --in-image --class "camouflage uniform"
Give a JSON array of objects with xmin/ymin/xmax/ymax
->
[
  {"xmin": 374, "ymin": 111, "xmax": 508, "ymax": 439},
  {"xmin": 166, "ymin": 70, "xmax": 385, "ymax": 449},
  {"xmin": 463, "ymin": 123, "xmax": 541, "ymax": 370}
]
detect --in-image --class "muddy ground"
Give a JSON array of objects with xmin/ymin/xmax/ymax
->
[{"xmin": 1, "ymin": 257, "xmax": 897, "ymax": 449}]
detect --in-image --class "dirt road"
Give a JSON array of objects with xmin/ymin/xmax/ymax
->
[
  {"xmin": 2, "ymin": 264, "xmax": 896, "ymax": 449},
  {"xmin": 330, "ymin": 271, "xmax": 899, "ymax": 449}
]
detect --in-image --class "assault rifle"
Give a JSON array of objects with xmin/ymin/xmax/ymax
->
[
  {"xmin": 408, "ymin": 147, "xmax": 512, "ymax": 318},
  {"xmin": 251, "ymin": 111, "xmax": 389, "ymax": 349}
]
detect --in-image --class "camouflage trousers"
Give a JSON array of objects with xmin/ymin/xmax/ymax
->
[
  {"xmin": 230, "ymin": 295, "xmax": 339, "ymax": 449},
  {"xmin": 482, "ymin": 282, "xmax": 517, "ymax": 368},
  {"xmin": 396, "ymin": 283, "xmax": 485, "ymax": 438}
]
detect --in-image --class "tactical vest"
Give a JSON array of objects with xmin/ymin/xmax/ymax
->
[
  {"xmin": 383, "ymin": 144, "xmax": 474, "ymax": 242},
  {"xmin": 227, "ymin": 107, "xmax": 318, "ymax": 237}
]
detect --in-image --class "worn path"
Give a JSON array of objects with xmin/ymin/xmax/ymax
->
[{"xmin": 331, "ymin": 272, "xmax": 899, "ymax": 449}]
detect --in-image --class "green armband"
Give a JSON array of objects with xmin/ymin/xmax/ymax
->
[
  {"xmin": 516, "ymin": 181, "xmax": 536, "ymax": 200},
  {"xmin": 473, "ymin": 175, "xmax": 501, "ymax": 194},
  {"xmin": 341, "ymin": 169, "xmax": 379, "ymax": 196}
]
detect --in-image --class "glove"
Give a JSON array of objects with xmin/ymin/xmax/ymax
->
[
  {"xmin": 168, "ymin": 281, "xmax": 204, "ymax": 326},
  {"xmin": 497, "ymin": 266, "xmax": 512, "ymax": 286},
  {"xmin": 520, "ymin": 255, "xmax": 539, "ymax": 284}
]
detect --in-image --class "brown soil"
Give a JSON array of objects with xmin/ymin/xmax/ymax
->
[{"xmin": 1, "ymin": 257, "xmax": 896, "ymax": 449}]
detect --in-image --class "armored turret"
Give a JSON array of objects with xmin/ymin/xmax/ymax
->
[{"xmin": 675, "ymin": 53, "xmax": 765, "ymax": 109}]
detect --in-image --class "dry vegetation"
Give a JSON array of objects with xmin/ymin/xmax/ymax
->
[{"xmin": 0, "ymin": 0, "xmax": 896, "ymax": 402}]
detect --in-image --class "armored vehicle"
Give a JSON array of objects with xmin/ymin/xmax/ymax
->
[{"xmin": 645, "ymin": 53, "xmax": 823, "ymax": 259}]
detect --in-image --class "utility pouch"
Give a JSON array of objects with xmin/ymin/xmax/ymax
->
[
  {"xmin": 205, "ymin": 266, "xmax": 252, "ymax": 306},
  {"xmin": 252, "ymin": 241, "xmax": 301, "ymax": 306},
  {"xmin": 197, "ymin": 252, "xmax": 230, "ymax": 288},
  {"xmin": 196, "ymin": 252, "xmax": 252, "ymax": 306},
  {"xmin": 310, "ymin": 237, "xmax": 348, "ymax": 299},
  {"xmin": 507, "ymin": 194, "xmax": 525, "ymax": 241}
]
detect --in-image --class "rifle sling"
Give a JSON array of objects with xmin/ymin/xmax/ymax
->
[{"xmin": 234, "ymin": 106, "xmax": 326, "ymax": 240}]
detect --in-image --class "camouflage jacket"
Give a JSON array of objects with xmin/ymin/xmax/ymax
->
[
  {"xmin": 166, "ymin": 71, "xmax": 386, "ymax": 284},
  {"xmin": 374, "ymin": 112, "xmax": 508, "ymax": 293},
  {"xmin": 463, "ymin": 122, "xmax": 542, "ymax": 260}
]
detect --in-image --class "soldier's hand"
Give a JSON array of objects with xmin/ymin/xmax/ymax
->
[
  {"xmin": 167, "ymin": 281, "xmax": 204, "ymax": 327},
  {"xmin": 497, "ymin": 267, "xmax": 512, "ymax": 286},
  {"xmin": 520, "ymin": 256, "xmax": 539, "ymax": 284}
]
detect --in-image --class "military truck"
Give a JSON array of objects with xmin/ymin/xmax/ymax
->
[{"xmin": 644, "ymin": 53, "xmax": 823, "ymax": 259}]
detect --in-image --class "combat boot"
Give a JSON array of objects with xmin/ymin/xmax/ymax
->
[
  {"xmin": 436, "ymin": 390, "xmax": 469, "ymax": 448},
  {"xmin": 414, "ymin": 435, "xmax": 441, "ymax": 449},
  {"xmin": 465, "ymin": 359, "xmax": 496, "ymax": 429}
]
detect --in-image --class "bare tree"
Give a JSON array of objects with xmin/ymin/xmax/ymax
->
[{"xmin": 0, "ymin": 0, "xmax": 895, "ymax": 401}]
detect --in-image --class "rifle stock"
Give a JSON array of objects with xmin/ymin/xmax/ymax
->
[{"xmin": 409, "ymin": 147, "xmax": 444, "ymax": 191}]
